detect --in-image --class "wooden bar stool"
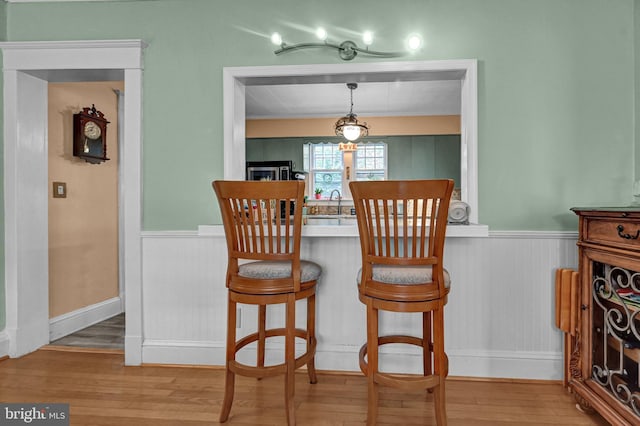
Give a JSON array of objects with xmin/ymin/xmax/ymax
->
[
  {"xmin": 213, "ymin": 180, "xmax": 321, "ymax": 425},
  {"xmin": 349, "ymin": 179, "xmax": 454, "ymax": 426}
]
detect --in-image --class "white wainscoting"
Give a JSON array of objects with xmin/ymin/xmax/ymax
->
[{"xmin": 141, "ymin": 230, "xmax": 578, "ymax": 380}]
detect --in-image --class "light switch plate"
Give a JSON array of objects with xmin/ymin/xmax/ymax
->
[{"xmin": 53, "ymin": 182, "xmax": 67, "ymax": 198}]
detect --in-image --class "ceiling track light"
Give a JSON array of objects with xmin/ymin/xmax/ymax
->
[
  {"xmin": 271, "ymin": 30, "xmax": 421, "ymax": 61},
  {"xmin": 275, "ymin": 40, "xmax": 403, "ymax": 61}
]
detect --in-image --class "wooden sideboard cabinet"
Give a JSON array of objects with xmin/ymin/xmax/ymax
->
[{"xmin": 569, "ymin": 207, "xmax": 640, "ymax": 425}]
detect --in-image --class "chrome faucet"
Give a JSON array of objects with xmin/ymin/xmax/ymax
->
[{"xmin": 329, "ymin": 189, "xmax": 341, "ymax": 215}]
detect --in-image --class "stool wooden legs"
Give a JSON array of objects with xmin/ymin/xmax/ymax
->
[
  {"xmin": 219, "ymin": 288, "xmax": 318, "ymax": 425},
  {"xmin": 285, "ymin": 294, "xmax": 296, "ymax": 425},
  {"xmin": 307, "ymin": 294, "xmax": 318, "ymax": 384},
  {"xmin": 433, "ymin": 308, "xmax": 447, "ymax": 425},
  {"xmin": 423, "ymin": 311, "xmax": 433, "ymax": 379},
  {"xmin": 366, "ymin": 302, "xmax": 379, "ymax": 426},
  {"xmin": 258, "ymin": 305, "xmax": 266, "ymax": 370},
  {"xmin": 220, "ymin": 296, "xmax": 237, "ymax": 423},
  {"xmin": 362, "ymin": 300, "xmax": 447, "ymax": 425}
]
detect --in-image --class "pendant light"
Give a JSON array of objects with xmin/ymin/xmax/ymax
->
[{"xmin": 334, "ymin": 83, "xmax": 369, "ymax": 142}]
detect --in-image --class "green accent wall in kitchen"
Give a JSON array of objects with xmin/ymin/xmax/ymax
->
[{"xmin": 247, "ymin": 135, "xmax": 461, "ymax": 186}]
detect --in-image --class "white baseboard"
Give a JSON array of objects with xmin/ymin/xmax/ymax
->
[
  {"xmin": 140, "ymin": 340, "xmax": 562, "ymax": 380},
  {"xmin": 447, "ymin": 349, "xmax": 562, "ymax": 380},
  {"xmin": 5, "ymin": 320, "xmax": 50, "ymax": 357},
  {"xmin": 142, "ymin": 339, "xmax": 226, "ymax": 365},
  {"xmin": 0, "ymin": 331, "xmax": 9, "ymax": 358},
  {"xmin": 49, "ymin": 297, "xmax": 123, "ymax": 342},
  {"xmin": 315, "ymin": 346, "xmax": 562, "ymax": 380},
  {"xmin": 125, "ymin": 334, "xmax": 143, "ymax": 366}
]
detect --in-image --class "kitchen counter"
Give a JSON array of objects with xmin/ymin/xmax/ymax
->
[{"xmin": 198, "ymin": 221, "xmax": 488, "ymax": 237}]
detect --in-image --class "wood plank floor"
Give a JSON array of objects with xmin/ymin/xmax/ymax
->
[
  {"xmin": 0, "ymin": 349, "xmax": 608, "ymax": 425},
  {"xmin": 49, "ymin": 313, "xmax": 125, "ymax": 350}
]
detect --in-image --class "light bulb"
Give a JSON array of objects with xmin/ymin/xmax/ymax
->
[
  {"xmin": 271, "ymin": 32, "xmax": 283, "ymax": 45},
  {"xmin": 343, "ymin": 126, "xmax": 361, "ymax": 141},
  {"xmin": 316, "ymin": 27, "xmax": 328, "ymax": 41},
  {"xmin": 362, "ymin": 31, "xmax": 373, "ymax": 46},
  {"xmin": 406, "ymin": 34, "xmax": 422, "ymax": 51}
]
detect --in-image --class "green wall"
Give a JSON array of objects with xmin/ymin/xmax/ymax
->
[
  {"xmin": 0, "ymin": 2, "xmax": 6, "ymax": 42},
  {"xmin": 0, "ymin": 0, "xmax": 637, "ymax": 338},
  {"xmin": 3, "ymin": 0, "xmax": 634, "ymax": 232},
  {"xmin": 387, "ymin": 135, "xmax": 460, "ymax": 183},
  {"xmin": 246, "ymin": 138, "xmax": 305, "ymax": 170}
]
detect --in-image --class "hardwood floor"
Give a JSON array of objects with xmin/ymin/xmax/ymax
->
[
  {"xmin": 49, "ymin": 313, "xmax": 125, "ymax": 350},
  {"xmin": 0, "ymin": 350, "xmax": 608, "ymax": 425}
]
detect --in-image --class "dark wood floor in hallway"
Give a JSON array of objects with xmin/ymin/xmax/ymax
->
[
  {"xmin": 0, "ymin": 350, "xmax": 608, "ymax": 425},
  {"xmin": 49, "ymin": 313, "xmax": 125, "ymax": 350}
]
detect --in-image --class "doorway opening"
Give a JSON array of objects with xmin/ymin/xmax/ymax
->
[
  {"xmin": 223, "ymin": 59, "xmax": 478, "ymax": 224},
  {"xmin": 1, "ymin": 40, "xmax": 145, "ymax": 365},
  {"xmin": 46, "ymin": 81, "xmax": 124, "ymax": 351}
]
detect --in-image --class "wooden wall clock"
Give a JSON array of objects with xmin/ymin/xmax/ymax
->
[{"xmin": 73, "ymin": 104, "xmax": 110, "ymax": 164}]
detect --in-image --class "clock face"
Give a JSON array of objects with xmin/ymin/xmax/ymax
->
[
  {"xmin": 450, "ymin": 207, "xmax": 466, "ymax": 220},
  {"xmin": 84, "ymin": 121, "xmax": 102, "ymax": 140},
  {"xmin": 448, "ymin": 201, "xmax": 470, "ymax": 224}
]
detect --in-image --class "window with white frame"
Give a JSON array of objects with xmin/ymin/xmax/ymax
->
[
  {"xmin": 354, "ymin": 143, "xmax": 386, "ymax": 181},
  {"xmin": 304, "ymin": 142, "xmax": 387, "ymax": 198}
]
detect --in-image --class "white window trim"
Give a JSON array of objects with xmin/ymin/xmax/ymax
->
[{"xmin": 306, "ymin": 142, "xmax": 344, "ymax": 197}]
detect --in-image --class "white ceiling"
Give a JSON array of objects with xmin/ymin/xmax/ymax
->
[{"xmin": 245, "ymin": 80, "xmax": 462, "ymax": 119}]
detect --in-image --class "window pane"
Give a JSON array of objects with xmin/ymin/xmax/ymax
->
[
  {"xmin": 304, "ymin": 142, "xmax": 387, "ymax": 195},
  {"xmin": 313, "ymin": 172, "xmax": 342, "ymax": 195},
  {"xmin": 312, "ymin": 144, "xmax": 342, "ymax": 169},
  {"xmin": 354, "ymin": 142, "xmax": 387, "ymax": 183},
  {"xmin": 356, "ymin": 143, "xmax": 385, "ymax": 170},
  {"xmin": 307, "ymin": 143, "xmax": 344, "ymax": 195}
]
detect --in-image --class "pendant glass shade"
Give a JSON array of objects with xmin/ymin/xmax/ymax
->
[
  {"xmin": 334, "ymin": 83, "xmax": 369, "ymax": 142},
  {"xmin": 335, "ymin": 114, "xmax": 368, "ymax": 141},
  {"xmin": 342, "ymin": 125, "xmax": 361, "ymax": 141}
]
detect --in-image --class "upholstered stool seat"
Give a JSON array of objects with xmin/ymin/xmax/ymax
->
[
  {"xmin": 240, "ymin": 260, "xmax": 322, "ymax": 284},
  {"xmin": 350, "ymin": 179, "xmax": 454, "ymax": 426},
  {"xmin": 213, "ymin": 180, "xmax": 321, "ymax": 426},
  {"xmin": 357, "ymin": 265, "xmax": 451, "ymax": 287}
]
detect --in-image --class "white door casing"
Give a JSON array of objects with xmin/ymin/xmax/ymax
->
[{"xmin": 0, "ymin": 40, "xmax": 146, "ymax": 365}]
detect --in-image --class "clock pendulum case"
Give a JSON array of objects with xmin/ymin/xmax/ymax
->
[{"xmin": 73, "ymin": 104, "xmax": 110, "ymax": 164}]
